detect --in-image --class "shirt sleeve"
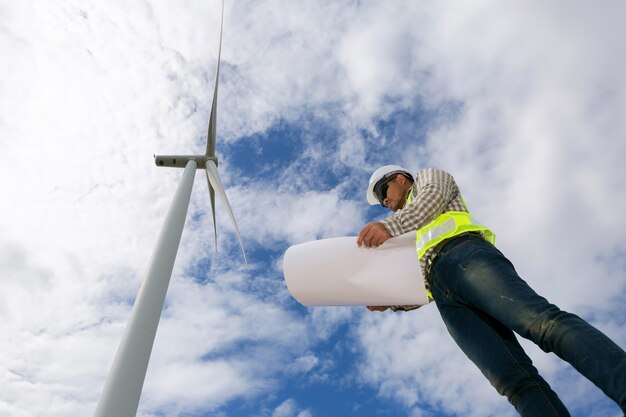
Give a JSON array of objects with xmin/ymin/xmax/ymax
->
[{"xmin": 380, "ymin": 168, "xmax": 459, "ymax": 236}]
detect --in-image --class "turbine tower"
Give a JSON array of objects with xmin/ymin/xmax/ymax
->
[{"xmin": 94, "ymin": 2, "xmax": 245, "ymax": 416}]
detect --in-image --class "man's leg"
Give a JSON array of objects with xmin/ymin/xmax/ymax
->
[
  {"xmin": 431, "ymin": 269, "xmax": 570, "ymax": 417},
  {"xmin": 432, "ymin": 234, "xmax": 626, "ymax": 413}
]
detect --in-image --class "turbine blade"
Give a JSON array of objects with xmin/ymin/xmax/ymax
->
[
  {"xmin": 208, "ymin": 180, "xmax": 217, "ymax": 250},
  {"xmin": 205, "ymin": 0, "xmax": 224, "ymax": 157},
  {"xmin": 205, "ymin": 160, "xmax": 248, "ymax": 264}
]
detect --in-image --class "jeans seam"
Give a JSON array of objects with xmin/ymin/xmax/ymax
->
[{"xmin": 492, "ymin": 329, "xmax": 562, "ymax": 417}]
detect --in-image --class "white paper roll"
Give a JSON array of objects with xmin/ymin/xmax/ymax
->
[{"xmin": 283, "ymin": 232, "xmax": 428, "ymax": 307}]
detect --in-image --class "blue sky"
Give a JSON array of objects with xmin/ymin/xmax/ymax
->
[{"xmin": 1, "ymin": 1, "xmax": 626, "ymax": 417}]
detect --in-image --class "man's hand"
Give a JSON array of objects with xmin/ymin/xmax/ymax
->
[
  {"xmin": 357, "ymin": 222, "xmax": 391, "ymax": 248},
  {"xmin": 359, "ymin": 223, "xmax": 392, "ymax": 312}
]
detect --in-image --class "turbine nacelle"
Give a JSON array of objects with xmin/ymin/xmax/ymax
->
[{"xmin": 155, "ymin": 155, "xmax": 218, "ymax": 169}]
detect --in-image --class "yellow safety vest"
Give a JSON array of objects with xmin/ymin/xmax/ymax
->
[{"xmin": 406, "ymin": 192, "xmax": 496, "ymax": 260}]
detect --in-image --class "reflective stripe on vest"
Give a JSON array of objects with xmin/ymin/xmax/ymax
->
[
  {"xmin": 415, "ymin": 211, "xmax": 495, "ymax": 258},
  {"xmin": 406, "ymin": 193, "xmax": 496, "ymax": 260}
]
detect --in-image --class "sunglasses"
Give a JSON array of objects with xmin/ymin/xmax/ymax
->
[
  {"xmin": 373, "ymin": 174, "xmax": 396, "ymax": 206},
  {"xmin": 379, "ymin": 182, "xmax": 391, "ymax": 203}
]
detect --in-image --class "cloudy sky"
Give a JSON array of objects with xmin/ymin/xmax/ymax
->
[{"xmin": 1, "ymin": 1, "xmax": 625, "ymax": 416}]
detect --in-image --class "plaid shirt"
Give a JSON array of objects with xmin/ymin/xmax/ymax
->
[{"xmin": 380, "ymin": 168, "xmax": 469, "ymax": 311}]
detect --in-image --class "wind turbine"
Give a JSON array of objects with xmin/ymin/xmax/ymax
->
[{"xmin": 94, "ymin": 2, "xmax": 245, "ymax": 416}]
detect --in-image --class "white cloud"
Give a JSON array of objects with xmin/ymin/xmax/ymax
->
[
  {"xmin": 271, "ymin": 398, "xmax": 313, "ymax": 417},
  {"xmin": 285, "ymin": 354, "xmax": 319, "ymax": 376}
]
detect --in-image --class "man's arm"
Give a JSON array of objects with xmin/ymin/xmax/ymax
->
[
  {"xmin": 381, "ymin": 168, "xmax": 459, "ymax": 237},
  {"xmin": 357, "ymin": 222, "xmax": 391, "ymax": 248}
]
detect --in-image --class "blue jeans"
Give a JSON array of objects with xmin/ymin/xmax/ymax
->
[{"xmin": 429, "ymin": 233, "xmax": 626, "ymax": 417}]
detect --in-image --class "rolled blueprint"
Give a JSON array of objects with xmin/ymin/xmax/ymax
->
[{"xmin": 283, "ymin": 232, "xmax": 428, "ymax": 307}]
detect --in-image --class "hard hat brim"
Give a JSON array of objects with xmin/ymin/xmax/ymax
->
[{"xmin": 366, "ymin": 181, "xmax": 380, "ymax": 205}]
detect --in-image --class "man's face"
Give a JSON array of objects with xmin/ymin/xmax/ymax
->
[{"xmin": 382, "ymin": 175, "xmax": 406, "ymax": 212}]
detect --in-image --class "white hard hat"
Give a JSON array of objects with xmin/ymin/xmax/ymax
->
[{"xmin": 366, "ymin": 165, "xmax": 412, "ymax": 205}]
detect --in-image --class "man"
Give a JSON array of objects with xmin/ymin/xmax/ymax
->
[{"xmin": 357, "ymin": 165, "xmax": 626, "ymax": 417}]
